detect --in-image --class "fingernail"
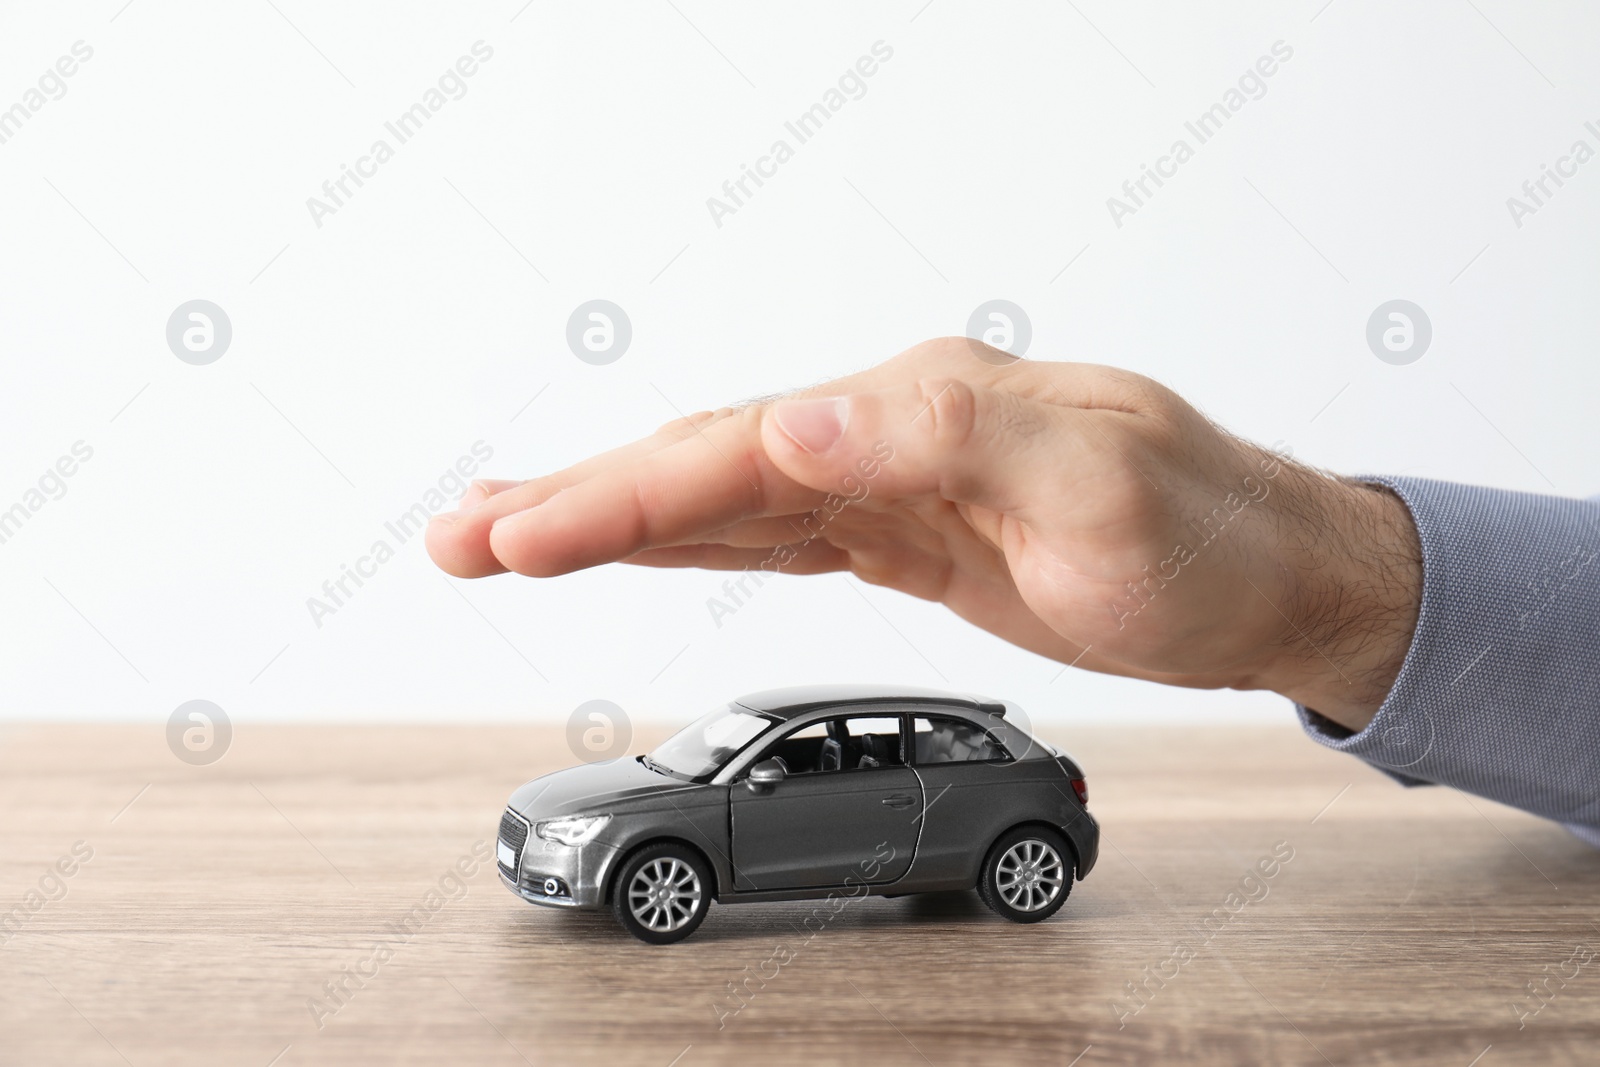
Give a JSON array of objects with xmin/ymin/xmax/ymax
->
[
  {"xmin": 457, "ymin": 481, "xmax": 491, "ymax": 511},
  {"xmin": 773, "ymin": 397, "xmax": 848, "ymax": 454},
  {"xmin": 431, "ymin": 509, "xmax": 467, "ymax": 526}
]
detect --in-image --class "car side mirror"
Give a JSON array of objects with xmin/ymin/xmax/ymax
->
[{"xmin": 746, "ymin": 758, "xmax": 786, "ymax": 793}]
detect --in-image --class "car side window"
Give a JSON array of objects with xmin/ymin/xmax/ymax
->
[
  {"xmin": 836, "ymin": 716, "xmax": 905, "ymax": 770},
  {"xmin": 757, "ymin": 720, "xmax": 830, "ymax": 775},
  {"xmin": 752, "ymin": 715, "xmax": 906, "ymax": 776},
  {"xmin": 912, "ymin": 716, "xmax": 1011, "ymax": 764}
]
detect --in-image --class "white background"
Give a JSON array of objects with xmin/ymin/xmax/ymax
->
[{"xmin": 2, "ymin": 1, "xmax": 1597, "ymax": 732}]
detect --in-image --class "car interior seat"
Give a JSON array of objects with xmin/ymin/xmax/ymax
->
[
  {"xmin": 947, "ymin": 727, "xmax": 985, "ymax": 761},
  {"xmin": 917, "ymin": 719, "xmax": 996, "ymax": 763},
  {"xmin": 820, "ymin": 720, "xmax": 847, "ymax": 772}
]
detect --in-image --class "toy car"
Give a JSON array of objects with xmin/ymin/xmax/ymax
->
[{"xmin": 496, "ymin": 685, "xmax": 1098, "ymax": 943}]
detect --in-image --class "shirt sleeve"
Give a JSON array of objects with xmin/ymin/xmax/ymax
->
[{"xmin": 1293, "ymin": 475, "xmax": 1600, "ymax": 843}]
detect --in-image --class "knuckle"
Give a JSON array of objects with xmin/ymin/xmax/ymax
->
[
  {"xmin": 893, "ymin": 338, "xmax": 977, "ymax": 377},
  {"xmin": 916, "ymin": 378, "xmax": 1045, "ymax": 454},
  {"xmin": 1135, "ymin": 386, "xmax": 1206, "ymax": 455},
  {"xmin": 908, "ymin": 340, "xmax": 992, "ymax": 377},
  {"xmin": 654, "ymin": 415, "xmax": 697, "ymax": 437},
  {"xmin": 895, "ymin": 337, "xmax": 1031, "ymax": 390},
  {"xmin": 1109, "ymin": 368, "xmax": 1189, "ymax": 422},
  {"xmin": 730, "ymin": 402, "xmax": 768, "ymax": 440},
  {"xmin": 1130, "ymin": 375, "xmax": 1183, "ymax": 417},
  {"xmin": 916, "ymin": 378, "xmax": 981, "ymax": 451}
]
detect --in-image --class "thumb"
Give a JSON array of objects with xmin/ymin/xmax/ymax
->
[{"xmin": 761, "ymin": 378, "xmax": 1064, "ymax": 513}]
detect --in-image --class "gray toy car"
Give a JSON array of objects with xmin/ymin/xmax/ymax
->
[{"xmin": 497, "ymin": 685, "xmax": 1098, "ymax": 943}]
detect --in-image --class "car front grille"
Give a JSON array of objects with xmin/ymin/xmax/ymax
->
[{"xmin": 498, "ymin": 809, "xmax": 529, "ymax": 875}]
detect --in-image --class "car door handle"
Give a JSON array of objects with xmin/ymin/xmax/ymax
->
[{"xmin": 881, "ymin": 794, "xmax": 915, "ymax": 809}]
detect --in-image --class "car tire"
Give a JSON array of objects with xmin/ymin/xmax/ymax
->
[
  {"xmin": 978, "ymin": 826, "xmax": 1074, "ymax": 924},
  {"xmin": 612, "ymin": 842, "xmax": 714, "ymax": 945}
]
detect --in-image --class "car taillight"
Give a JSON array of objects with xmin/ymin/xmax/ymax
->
[{"xmin": 1069, "ymin": 778, "xmax": 1088, "ymax": 805}]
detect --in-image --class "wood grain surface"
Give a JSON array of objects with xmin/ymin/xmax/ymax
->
[{"xmin": 2, "ymin": 721, "xmax": 1597, "ymax": 1066}]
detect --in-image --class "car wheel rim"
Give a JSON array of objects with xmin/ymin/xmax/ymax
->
[
  {"xmin": 627, "ymin": 857, "xmax": 702, "ymax": 933},
  {"xmin": 995, "ymin": 839, "xmax": 1064, "ymax": 912}
]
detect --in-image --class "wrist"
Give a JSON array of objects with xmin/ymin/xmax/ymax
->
[{"xmin": 1261, "ymin": 470, "xmax": 1423, "ymax": 732}]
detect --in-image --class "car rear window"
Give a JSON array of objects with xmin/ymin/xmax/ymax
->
[{"xmin": 912, "ymin": 717, "xmax": 1010, "ymax": 763}]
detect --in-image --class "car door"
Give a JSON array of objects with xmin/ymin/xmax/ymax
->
[
  {"xmin": 904, "ymin": 714, "xmax": 1027, "ymax": 885},
  {"xmin": 729, "ymin": 714, "xmax": 920, "ymax": 891}
]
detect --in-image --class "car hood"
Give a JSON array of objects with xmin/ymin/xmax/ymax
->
[{"xmin": 507, "ymin": 757, "xmax": 705, "ymax": 821}]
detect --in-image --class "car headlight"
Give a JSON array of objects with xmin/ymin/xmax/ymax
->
[{"xmin": 535, "ymin": 814, "xmax": 611, "ymax": 846}]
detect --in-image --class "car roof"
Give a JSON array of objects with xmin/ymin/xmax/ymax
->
[{"xmin": 733, "ymin": 684, "xmax": 1006, "ymax": 721}]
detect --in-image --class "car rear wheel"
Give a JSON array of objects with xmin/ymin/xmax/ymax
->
[
  {"xmin": 613, "ymin": 843, "xmax": 713, "ymax": 944},
  {"xmin": 978, "ymin": 826, "xmax": 1073, "ymax": 924}
]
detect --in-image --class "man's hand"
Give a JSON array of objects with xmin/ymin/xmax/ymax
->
[{"xmin": 426, "ymin": 339, "xmax": 1422, "ymax": 732}]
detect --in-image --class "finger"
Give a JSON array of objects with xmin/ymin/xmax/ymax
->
[
  {"xmin": 487, "ymin": 408, "xmax": 829, "ymax": 577},
  {"xmin": 425, "ymin": 349, "xmax": 1033, "ymax": 579},
  {"xmin": 650, "ymin": 511, "xmax": 890, "ymax": 550},
  {"xmin": 426, "ymin": 408, "xmax": 738, "ymax": 578},
  {"xmin": 456, "ymin": 478, "xmax": 525, "ymax": 512},
  {"xmin": 624, "ymin": 541, "xmax": 850, "ymax": 575},
  {"xmin": 760, "ymin": 378, "xmax": 1084, "ymax": 516},
  {"xmin": 651, "ymin": 517, "xmax": 820, "ymax": 550}
]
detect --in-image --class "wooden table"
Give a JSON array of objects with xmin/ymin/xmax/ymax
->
[{"xmin": 2, "ymin": 722, "xmax": 1597, "ymax": 1066}]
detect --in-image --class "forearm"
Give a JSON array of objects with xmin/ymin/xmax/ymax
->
[
  {"xmin": 1270, "ymin": 473, "xmax": 1600, "ymax": 835},
  {"xmin": 1263, "ymin": 469, "xmax": 1424, "ymax": 733}
]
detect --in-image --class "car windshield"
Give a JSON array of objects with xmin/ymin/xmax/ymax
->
[{"xmin": 648, "ymin": 704, "xmax": 773, "ymax": 779}]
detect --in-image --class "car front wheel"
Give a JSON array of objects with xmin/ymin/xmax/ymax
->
[
  {"xmin": 613, "ymin": 843, "xmax": 713, "ymax": 944},
  {"xmin": 978, "ymin": 826, "xmax": 1073, "ymax": 923}
]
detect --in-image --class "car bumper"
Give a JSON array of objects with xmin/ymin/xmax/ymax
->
[
  {"xmin": 498, "ymin": 836, "xmax": 620, "ymax": 910},
  {"xmin": 1064, "ymin": 808, "xmax": 1099, "ymax": 879}
]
